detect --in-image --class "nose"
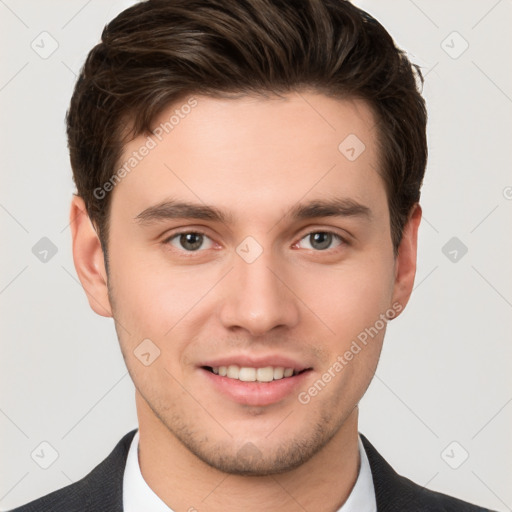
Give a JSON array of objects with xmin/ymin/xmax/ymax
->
[{"xmin": 218, "ymin": 246, "xmax": 300, "ymax": 337}]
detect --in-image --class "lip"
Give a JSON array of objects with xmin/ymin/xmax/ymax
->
[
  {"xmin": 200, "ymin": 354, "xmax": 311, "ymax": 373},
  {"xmin": 199, "ymin": 367, "xmax": 313, "ymax": 407}
]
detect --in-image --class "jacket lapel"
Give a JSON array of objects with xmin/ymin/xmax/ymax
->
[
  {"xmin": 82, "ymin": 428, "xmax": 137, "ymax": 512},
  {"xmin": 360, "ymin": 433, "xmax": 419, "ymax": 511}
]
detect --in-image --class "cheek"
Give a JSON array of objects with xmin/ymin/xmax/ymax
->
[
  {"xmin": 108, "ymin": 243, "xmax": 183, "ymax": 326},
  {"xmin": 108, "ymin": 259, "xmax": 201, "ymax": 391},
  {"xmin": 298, "ymin": 254, "xmax": 395, "ymax": 338},
  {"xmin": 109, "ymin": 264, "xmax": 167, "ymax": 335},
  {"xmin": 108, "ymin": 249, "xmax": 219, "ymax": 366}
]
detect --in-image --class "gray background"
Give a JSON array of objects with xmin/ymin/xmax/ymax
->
[{"xmin": 1, "ymin": 0, "xmax": 511, "ymax": 510}]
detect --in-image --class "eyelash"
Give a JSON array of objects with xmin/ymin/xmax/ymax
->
[{"xmin": 162, "ymin": 229, "xmax": 349, "ymax": 255}]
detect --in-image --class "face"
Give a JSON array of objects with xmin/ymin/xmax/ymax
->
[{"xmin": 71, "ymin": 91, "xmax": 420, "ymax": 476}]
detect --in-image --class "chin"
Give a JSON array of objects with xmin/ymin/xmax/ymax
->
[
  {"xmin": 192, "ymin": 443, "xmax": 311, "ymax": 476},
  {"xmin": 173, "ymin": 417, "xmax": 337, "ymax": 476}
]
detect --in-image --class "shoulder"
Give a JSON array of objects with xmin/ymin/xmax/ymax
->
[
  {"xmin": 360, "ymin": 434, "xmax": 496, "ymax": 512},
  {"xmin": 8, "ymin": 429, "xmax": 137, "ymax": 512}
]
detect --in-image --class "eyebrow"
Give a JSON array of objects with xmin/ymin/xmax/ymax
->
[{"xmin": 134, "ymin": 197, "xmax": 372, "ymax": 226}]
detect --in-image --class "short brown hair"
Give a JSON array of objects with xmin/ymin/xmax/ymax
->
[{"xmin": 67, "ymin": 0, "xmax": 427, "ymax": 260}]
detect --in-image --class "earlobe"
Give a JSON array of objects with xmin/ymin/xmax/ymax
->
[
  {"xmin": 69, "ymin": 195, "xmax": 113, "ymax": 318},
  {"xmin": 391, "ymin": 203, "xmax": 422, "ymax": 315}
]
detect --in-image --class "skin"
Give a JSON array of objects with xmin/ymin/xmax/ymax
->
[{"xmin": 70, "ymin": 91, "xmax": 421, "ymax": 512}]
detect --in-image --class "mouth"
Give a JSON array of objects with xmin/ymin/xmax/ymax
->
[
  {"xmin": 199, "ymin": 361, "xmax": 314, "ymax": 406},
  {"xmin": 202, "ymin": 365, "xmax": 311, "ymax": 382}
]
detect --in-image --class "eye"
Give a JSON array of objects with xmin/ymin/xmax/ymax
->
[
  {"xmin": 296, "ymin": 231, "xmax": 346, "ymax": 251},
  {"xmin": 164, "ymin": 231, "xmax": 214, "ymax": 252}
]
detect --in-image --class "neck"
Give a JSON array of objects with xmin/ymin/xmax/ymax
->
[{"xmin": 136, "ymin": 393, "xmax": 360, "ymax": 512}]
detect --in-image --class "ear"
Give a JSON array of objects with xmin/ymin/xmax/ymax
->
[
  {"xmin": 391, "ymin": 203, "xmax": 422, "ymax": 315},
  {"xmin": 69, "ymin": 195, "xmax": 113, "ymax": 318}
]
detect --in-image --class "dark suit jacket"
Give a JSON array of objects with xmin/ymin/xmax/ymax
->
[{"xmin": 9, "ymin": 429, "xmax": 494, "ymax": 511}]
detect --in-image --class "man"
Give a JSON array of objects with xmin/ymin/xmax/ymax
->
[{"xmin": 10, "ymin": 0, "xmax": 495, "ymax": 510}]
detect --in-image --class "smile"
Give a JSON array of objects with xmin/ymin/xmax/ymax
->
[
  {"xmin": 200, "ymin": 363, "xmax": 313, "ymax": 406},
  {"xmin": 203, "ymin": 365, "xmax": 308, "ymax": 382}
]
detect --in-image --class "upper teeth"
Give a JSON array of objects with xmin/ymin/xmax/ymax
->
[{"xmin": 211, "ymin": 365, "xmax": 295, "ymax": 382}]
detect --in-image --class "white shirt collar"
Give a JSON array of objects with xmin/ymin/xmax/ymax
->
[{"xmin": 123, "ymin": 429, "xmax": 376, "ymax": 512}]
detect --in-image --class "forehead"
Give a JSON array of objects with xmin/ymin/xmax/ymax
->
[{"xmin": 110, "ymin": 92, "xmax": 386, "ymax": 225}]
